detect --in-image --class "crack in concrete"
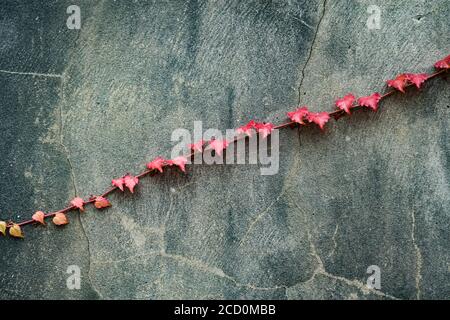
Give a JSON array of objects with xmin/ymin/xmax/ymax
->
[
  {"xmin": 411, "ymin": 209, "xmax": 422, "ymax": 300},
  {"xmin": 159, "ymin": 191, "xmax": 174, "ymax": 254},
  {"xmin": 159, "ymin": 251, "xmax": 287, "ymax": 291},
  {"xmin": 238, "ymin": 191, "xmax": 286, "ymax": 247},
  {"xmin": 93, "ymin": 250, "xmax": 287, "ymax": 292},
  {"xmin": 327, "ymin": 224, "xmax": 339, "ymax": 259},
  {"xmin": 288, "ymin": 196, "xmax": 399, "ymax": 299},
  {"xmin": 293, "ymin": 0, "xmax": 327, "ymax": 153},
  {"xmin": 287, "ymin": 10, "xmax": 415, "ymax": 294},
  {"xmin": 291, "ymin": 16, "xmax": 314, "ymax": 30},
  {"xmin": 0, "ymin": 69, "xmax": 63, "ymax": 78},
  {"xmin": 57, "ymin": 73, "xmax": 77, "ymax": 197},
  {"xmin": 57, "ymin": 73, "xmax": 102, "ymax": 299},
  {"xmin": 297, "ymin": 0, "xmax": 327, "ymax": 106},
  {"xmin": 308, "ymin": 232, "xmax": 398, "ymax": 300},
  {"xmin": 91, "ymin": 213, "xmax": 399, "ymax": 299}
]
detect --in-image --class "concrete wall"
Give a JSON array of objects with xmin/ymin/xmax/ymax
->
[{"xmin": 0, "ymin": 0, "xmax": 448, "ymax": 299}]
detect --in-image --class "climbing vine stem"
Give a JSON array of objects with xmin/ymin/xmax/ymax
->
[{"xmin": 0, "ymin": 55, "xmax": 449, "ymax": 238}]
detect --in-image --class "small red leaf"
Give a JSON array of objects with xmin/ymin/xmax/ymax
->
[
  {"xmin": 287, "ymin": 106, "xmax": 309, "ymax": 124},
  {"xmin": 236, "ymin": 120, "xmax": 257, "ymax": 137},
  {"xmin": 94, "ymin": 196, "xmax": 112, "ymax": 209},
  {"xmin": 358, "ymin": 93, "xmax": 381, "ymax": 111},
  {"xmin": 208, "ymin": 139, "xmax": 229, "ymax": 156},
  {"xmin": 167, "ymin": 156, "xmax": 188, "ymax": 173},
  {"xmin": 123, "ymin": 175, "xmax": 139, "ymax": 193},
  {"xmin": 335, "ymin": 94, "xmax": 355, "ymax": 114},
  {"xmin": 188, "ymin": 140, "xmax": 205, "ymax": 153},
  {"xmin": 255, "ymin": 122, "xmax": 274, "ymax": 139},
  {"xmin": 387, "ymin": 74, "xmax": 408, "ymax": 93},
  {"xmin": 146, "ymin": 157, "xmax": 166, "ymax": 173},
  {"xmin": 32, "ymin": 211, "xmax": 46, "ymax": 225},
  {"xmin": 112, "ymin": 177, "xmax": 125, "ymax": 191},
  {"xmin": 307, "ymin": 112, "xmax": 330, "ymax": 130},
  {"xmin": 405, "ymin": 73, "xmax": 428, "ymax": 89},
  {"xmin": 434, "ymin": 54, "xmax": 450, "ymax": 69},
  {"xmin": 53, "ymin": 212, "xmax": 69, "ymax": 226},
  {"xmin": 70, "ymin": 197, "xmax": 85, "ymax": 212}
]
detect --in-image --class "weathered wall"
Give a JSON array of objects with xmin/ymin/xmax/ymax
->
[{"xmin": 0, "ymin": 0, "xmax": 448, "ymax": 299}]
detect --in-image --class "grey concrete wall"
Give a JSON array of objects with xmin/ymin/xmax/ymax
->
[{"xmin": 0, "ymin": 0, "xmax": 448, "ymax": 299}]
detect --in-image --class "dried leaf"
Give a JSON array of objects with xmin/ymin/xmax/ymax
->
[
  {"xmin": 0, "ymin": 221, "xmax": 6, "ymax": 236},
  {"xmin": 32, "ymin": 211, "xmax": 46, "ymax": 225},
  {"xmin": 94, "ymin": 196, "xmax": 112, "ymax": 209},
  {"xmin": 53, "ymin": 212, "xmax": 69, "ymax": 226},
  {"xmin": 9, "ymin": 224, "xmax": 24, "ymax": 238}
]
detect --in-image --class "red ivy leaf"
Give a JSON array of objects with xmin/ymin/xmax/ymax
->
[
  {"xmin": 208, "ymin": 139, "xmax": 229, "ymax": 156},
  {"xmin": 146, "ymin": 157, "xmax": 166, "ymax": 173},
  {"xmin": 32, "ymin": 211, "xmax": 46, "ymax": 225},
  {"xmin": 70, "ymin": 197, "xmax": 85, "ymax": 212},
  {"xmin": 287, "ymin": 106, "xmax": 309, "ymax": 124},
  {"xmin": 123, "ymin": 175, "xmax": 139, "ymax": 193},
  {"xmin": 94, "ymin": 196, "xmax": 112, "ymax": 209},
  {"xmin": 434, "ymin": 54, "xmax": 450, "ymax": 69},
  {"xmin": 255, "ymin": 122, "xmax": 274, "ymax": 139},
  {"xmin": 112, "ymin": 177, "xmax": 125, "ymax": 191},
  {"xmin": 53, "ymin": 212, "xmax": 69, "ymax": 226},
  {"xmin": 167, "ymin": 156, "xmax": 188, "ymax": 173},
  {"xmin": 307, "ymin": 112, "xmax": 330, "ymax": 130},
  {"xmin": 405, "ymin": 73, "xmax": 428, "ymax": 89},
  {"xmin": 335, "ymin": 94, "xmax": 355, "ymax": 114},
  {"xmin": 387, "ymin": 74, "xmax": 408, "ymax": 93},
  {"xmin": 236, "ymin": 120, "xmax": 256, "ymax": 137},
  {"xmin": 188, "ymin": 140, "xmax": 205, "ymax": 153},
  {"xmin": 358, "ymin": 93, "xmax": 381, "ymax": 111}
]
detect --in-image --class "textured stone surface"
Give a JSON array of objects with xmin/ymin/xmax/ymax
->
[{"xmin": 0, "ymin": 0, "xmax": 448, "ymax": 299}]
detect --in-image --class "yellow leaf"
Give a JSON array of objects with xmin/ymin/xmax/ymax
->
[
  {"xmin": 9, "ymin": 224, "xmax": 24, "ymax": 238},
  {"xmin": 53, "ymin": 212, "xmax": 69, "ymax": 226},
  {"xmin": 0, "ymin": 221, "xmax": 6, "ymax": 236}
]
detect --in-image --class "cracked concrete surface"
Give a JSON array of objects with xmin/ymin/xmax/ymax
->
[
  {"xmin": 410, "ymin": 208, "xmax": 422, "ymax": 300},
  {"xmin": 297, "ymin": 0, "xmax": 327, "ymax": 106},
  {"xmin": 287, "ymin": 196, "xmax": 398, "ymax": 299},
  {"xmin": 0, "ymin": 69, "xmax": 63, "ymax": 78},
  {"xmin": 57, "ymin": 71, "xmax": 99, "ymax": 298},
  {"xmin": 0, "ymin": 0, "xmax": 449, "ymax": 299}
]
